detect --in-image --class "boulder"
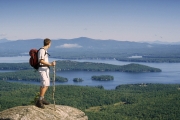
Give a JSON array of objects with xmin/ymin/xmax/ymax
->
[{"xmin": 0, "ymin": 104, "xmax": 88, "ymax": 120}]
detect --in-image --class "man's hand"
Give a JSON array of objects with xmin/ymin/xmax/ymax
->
[
  {"xmin": 40, "ymin": 60, "xmax": 56, "ymax": 66},
  {"xmin": 51, "ymin": 61, "xmax": 56, "ymax": 66}
]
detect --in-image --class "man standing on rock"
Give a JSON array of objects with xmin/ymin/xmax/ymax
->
[{"xmin": 36, "ymin": 38, "xmax": 56, "ymax": 109}]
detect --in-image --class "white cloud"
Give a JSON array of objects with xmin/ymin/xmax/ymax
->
[{"xmin": 56, "ymin": 43, "xmax": 82, "ymax": 48}]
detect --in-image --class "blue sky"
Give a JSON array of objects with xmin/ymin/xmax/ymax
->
[{"xmin": 0, "ymin": 0, "xmax": 180, "ymax": 42}]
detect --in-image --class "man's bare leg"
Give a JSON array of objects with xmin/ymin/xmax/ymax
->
[{"xmin": 40, "ymin": 86, "xmax": 48, "ymax": 98}]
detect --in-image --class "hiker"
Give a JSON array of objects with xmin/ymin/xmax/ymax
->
[{"xmin": 36, "ymin": 38, "xmax": 56, "ymax": 109}]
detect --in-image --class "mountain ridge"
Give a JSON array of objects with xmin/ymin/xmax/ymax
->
[
  {"xmin": 0, "ymin": 37, "xmax": 180, "ymax": 63},
  {"xmin": 1, "ymin": 37, "xmax": 179, "ymax": 44}
]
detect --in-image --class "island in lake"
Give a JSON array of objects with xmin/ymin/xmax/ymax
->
[
  {"xmin": 73, "ymin": 78, "xmax": 84, "ymax": 82},
  {"xmin": 91, "ymin": 75, "xmax": 114, "ymax": 81}
]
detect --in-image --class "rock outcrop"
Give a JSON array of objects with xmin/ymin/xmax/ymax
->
[{"xmin": 0, "ymin": 104, "xmax": 88, "ymax": 120}]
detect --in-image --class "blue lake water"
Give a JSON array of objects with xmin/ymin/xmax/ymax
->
[{"xmin": 0, "ymin": 56, "xmax": 180, "ymax": 89}]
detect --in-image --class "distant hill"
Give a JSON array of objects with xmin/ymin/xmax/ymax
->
[
  {"xmin": 0, "ymin": 37, "xmax": 180, "ymax": 62},
  {"xmin": 144, "ymin": 40, "xmax": 180, "ymax": 45},
  {"xmin": 0, "ymin": 39, "xmax": 10, "ymax": 43}
]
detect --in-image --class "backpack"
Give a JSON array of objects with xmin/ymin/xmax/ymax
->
[{"xmin": 29, "ymin": 48, "xmax": 44, "ymax": 69}]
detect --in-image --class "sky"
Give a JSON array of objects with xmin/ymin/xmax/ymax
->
[{"xmin": 0, "ymin": 0, "xmax": 180, "ymax": 42}]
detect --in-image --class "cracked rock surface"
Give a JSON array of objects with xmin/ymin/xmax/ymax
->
[{"xmin": 0, "ymin": 104, "xmax": 88, "ymax": 120}]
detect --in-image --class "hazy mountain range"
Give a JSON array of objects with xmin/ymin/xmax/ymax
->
[
  {"xmin": 0, "ymin": 37, "xmax": 180, "ymax": 60},
  {"xmin": 1, "ymin": 37, "xmax": 179, "ymax": 44}
]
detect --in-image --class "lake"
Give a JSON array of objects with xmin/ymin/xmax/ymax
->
[{"xmin": 0, "ymin": 56, "xmax": 180, "ymax": 89}]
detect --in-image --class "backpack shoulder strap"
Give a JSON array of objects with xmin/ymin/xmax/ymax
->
[
  {"xmin": 38, "ymin": 48, "xmax": 46, "ymax": 56},
  {"xmin": 38, "ymin": 48, "xmax": 45, "ymax": 52},
  {"xmin": 38, "ymin": 48, "xmax": 50, "ymax": 56}
]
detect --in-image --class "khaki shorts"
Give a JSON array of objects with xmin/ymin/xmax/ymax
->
[{"xmin": 39, "ymin": 68, "xmax": 50, "ymax": 87}]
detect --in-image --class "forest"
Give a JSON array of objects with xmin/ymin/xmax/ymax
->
[
  {"xmin": 0, "ymin": 81, "xmax": 180, "ymax": 120},
  {"xmin": 0, "ymin": 70, "xmax": 68, "ymax": 82}
]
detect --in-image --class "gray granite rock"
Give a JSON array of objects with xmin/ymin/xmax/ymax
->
[{"xmin": 0, "ymin": 104, "xmax": 88, "ymax": 120}]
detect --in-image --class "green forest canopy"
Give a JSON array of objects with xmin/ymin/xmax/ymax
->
[{"xmin": 0, "ymin": 81, "xmax": 180, "ymax": 120}]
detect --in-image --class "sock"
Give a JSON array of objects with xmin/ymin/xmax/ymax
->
[{"xmin": 39, "ymin": 96, "xmax": 44, "ymax": 100}]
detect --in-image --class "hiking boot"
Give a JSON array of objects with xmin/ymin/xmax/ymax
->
[
  {"xmin": 42, "ymin": 98, "xmax": 50, "ymax": 105},
  {"xmin": 36, "ymin": 100, "xmax": 45, "ymax": 109}
]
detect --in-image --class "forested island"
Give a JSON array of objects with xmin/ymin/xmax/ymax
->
[
  {"xmin": 0, "ymin": 81, "xmax": 180, "ymax": 120},
  {"xmin": 0, "ymin": 60, "xmax": 161, "ymax": 72},
  {"xmin": 91, "ymin": 75, "xmax": 114, "ymax": 81},
  {"xmin": 73, "ymin": 78, "xmax": 84, "ymax": 82}
]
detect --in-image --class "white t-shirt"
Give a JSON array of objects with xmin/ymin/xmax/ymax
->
[{"xmin": 38, "ymin": 48, "xmax": 49, "ymax": 72}]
